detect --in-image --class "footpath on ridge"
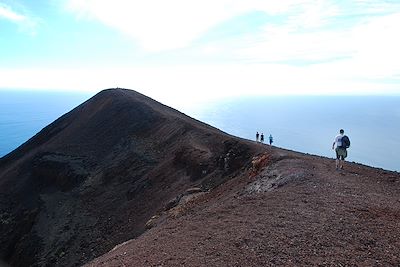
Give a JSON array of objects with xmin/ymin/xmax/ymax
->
[{"xmin": 87, "ymin": 145, "xmax": 400, "ymax": 266}]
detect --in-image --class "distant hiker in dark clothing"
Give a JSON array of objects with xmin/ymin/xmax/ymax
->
[
  {"xmin": 256, "ymin": 132, "xmax": 259, "ymax": 142},
  {"xmin": 269, "ymin": 134, "xmax": 273, "ymax": 145},
  {"xmin": 332, "ymin": 129, "xmax": 351, "ymax": 170},
  {"xmin": 260, "ymin": 133, "xmax": 264, "ymax": 143}
]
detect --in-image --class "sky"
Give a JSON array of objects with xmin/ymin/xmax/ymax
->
[{"xmin": 1, "ymin": 0, "xmax": 400, "ymax": 106}]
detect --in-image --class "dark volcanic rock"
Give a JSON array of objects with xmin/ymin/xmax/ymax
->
[
  {"xmin": 0, "ymin": 88, "xmax": 261, "ymax": 267},
  {"xmin": 32, "ymin": 153, "xmax": 88, "ymax": 191}
]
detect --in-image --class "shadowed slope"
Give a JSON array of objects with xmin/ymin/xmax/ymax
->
[{"xmin": 0, "ymin": 89, "xmax": 262, "ymax": 266}]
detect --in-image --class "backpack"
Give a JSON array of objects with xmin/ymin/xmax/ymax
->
[{"xmin": 341, "ymin": 135, "xmax": 350, "ymax": 148}]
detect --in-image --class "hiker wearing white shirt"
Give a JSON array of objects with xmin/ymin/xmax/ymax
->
[{"xmin": 332, "ymin": 129, "xmax": 350, "ymax": 170}]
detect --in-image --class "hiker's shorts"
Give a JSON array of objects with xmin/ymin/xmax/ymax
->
[{"xmin": 335, "ymin": 147, "xmax": 347, "ymax": 160}]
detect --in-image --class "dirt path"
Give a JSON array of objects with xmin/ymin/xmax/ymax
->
[{"xmin": 86, "ymin": 148, "xmax": 400, "ymax": 267}]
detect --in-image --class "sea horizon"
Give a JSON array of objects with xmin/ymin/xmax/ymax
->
[
  {"xmin": 1, "ymin": 90, "xmax": 399, "ymax": 172},
  {"xmin": 185, "ymin": 94, "xmax": 400, "ymax": 172}
]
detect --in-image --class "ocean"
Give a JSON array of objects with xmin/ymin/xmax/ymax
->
[
  {"xmin": 1, "ymin": 91, "xmax": 399, "ymax": 172},
  {"xmin": 0, "ymin": 90, "xmax": 92, "ymax": 158},
  {"xmin": 186, "ymin": 95, "xmax": 400, "ymax": 172}
]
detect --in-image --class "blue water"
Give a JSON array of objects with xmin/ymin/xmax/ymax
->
[
  {"xmin": 0, "ymin": 90, "xmax": 92, "ymax": 157},
  {"xmin": 186, "ymin": 96, "xmax": 400, "ymax": 172},
  {"xmin": 1, "ymin": 92, "xmax": 399, "ymax": 172}
]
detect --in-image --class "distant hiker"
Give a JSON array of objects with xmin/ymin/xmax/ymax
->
[
  {"xmin": 260, "ymin": 133, "xmax": 264, "ymax": 143},
  {"xmin": 256, "ymin": 132, "xmax": 259, "ymax": 142},
  {"xmin": 269, "ymin": 134, "xmax": 273, "ymax": 145},
  {"xmin": 332, "ymin": 129, "xmax": 351, "ymax": 170}
]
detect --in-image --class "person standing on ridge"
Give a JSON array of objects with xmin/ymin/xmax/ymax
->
[
  {"xmin": 260, "ymin": 133, "xmax": 264, "ymax": 143},
  {"xmin": 332, "ymin": 129, "xmax": 351, "ymax": 170},
  {"xmin": 256, "ymin": 132, "xmax": 259, "ymax": 142},
  {"xmin": 269, "ymin": 134, "xmax": 273, "ymax": 145}
]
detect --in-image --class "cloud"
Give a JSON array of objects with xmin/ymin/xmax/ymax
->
[
  {"xmin": 1, "ymin": 63, "xmax": 398, "ymax": 112},
  {"xmin": 0, "ymin": 2, "xmax": 39, "ymax": 35},
  {"xmin": 350, "ymin": 12, "xmax": 400, "ymax": 78},
  {"xmin": 64, "ymin": 0, "xmax": 400, "ymax": 68},
  {"xmin": 227, "ymin": 1, "xmax": 400, "ymax": 86},
  {"xmin": 2, "ymin": 0, "xmax": 399, "ymax": 99},
  {"xmin": 64, "ymin": 0, "xmax": 314, "ymax": 52},
  {"xmin": 0, "ymin": 3, "xmax": 25, "ymax": 21}
]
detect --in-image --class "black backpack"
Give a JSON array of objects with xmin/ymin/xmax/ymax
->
[{"xmin": 341, "ymin": 135, "xmax": 350, "ymax": 148}]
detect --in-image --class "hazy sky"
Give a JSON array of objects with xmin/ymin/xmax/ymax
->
[{"xmin": 1, "ymin": 0, "xmax": 400, "ymax": 104}]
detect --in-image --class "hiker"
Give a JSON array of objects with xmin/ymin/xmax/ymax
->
[
  {"xmin": 260, "ymin": 133, "xmax": 264, "ymax": 143},
  {"xmin": 269, "ymin": 134, "xmax": 273, "ymax": 145},
  {"xmin": 256, "ymin": 132, "xmax": 259, "ymax": 142},
  {"xmin": 332, "ymin": 129, "xmax": 350, "ymax": 170}
]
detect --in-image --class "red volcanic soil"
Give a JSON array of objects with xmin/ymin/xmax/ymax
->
[
  {"xmin": 86, "ymin": 148, "xmax": 400, "ymax": 267},
  {"xmin": 1, "ymin": 88, "xmax": 400, "ymax": 267}
]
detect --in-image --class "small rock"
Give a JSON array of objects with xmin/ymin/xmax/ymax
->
[
  {"xmin": 145, "ymin": 214, "xmax": 160, "ymax": 229},
  {"xmin": 185, "ymin": 187, "xmax": 203, "ymax": 195}
]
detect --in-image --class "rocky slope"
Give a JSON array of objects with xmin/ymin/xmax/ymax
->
[
  {"xmin": 86, "ymin": 148, "xmax": 400, "ymax": 267},
  {"xmin": 0, "ymin": 89, "xmax": 262, "ymax": 266}
]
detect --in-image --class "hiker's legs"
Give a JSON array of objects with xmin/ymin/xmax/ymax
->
[
  {"xmin": 335, "ymin": 148, "xmax": 346, "ymax": 170},
  {"xmin": 340, "ymin": 156, "xmax": 345, "ymax": 169},
  {"xmin": 335, "ymin": 149, "xmax": 340, "ymax": 169},
  {"xmin": 335, "ymin": 159, "xmax": 344, "ymax": 169}
]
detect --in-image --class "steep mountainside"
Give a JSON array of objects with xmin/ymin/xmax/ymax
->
[{"xmin": 0, "ymin": 89, "xmax": 262, "ymax": 266}]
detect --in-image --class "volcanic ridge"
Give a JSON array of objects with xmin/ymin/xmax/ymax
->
[{"xmin": 0, "ymin": 88, "xmax": 399, "ymax": 267}]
